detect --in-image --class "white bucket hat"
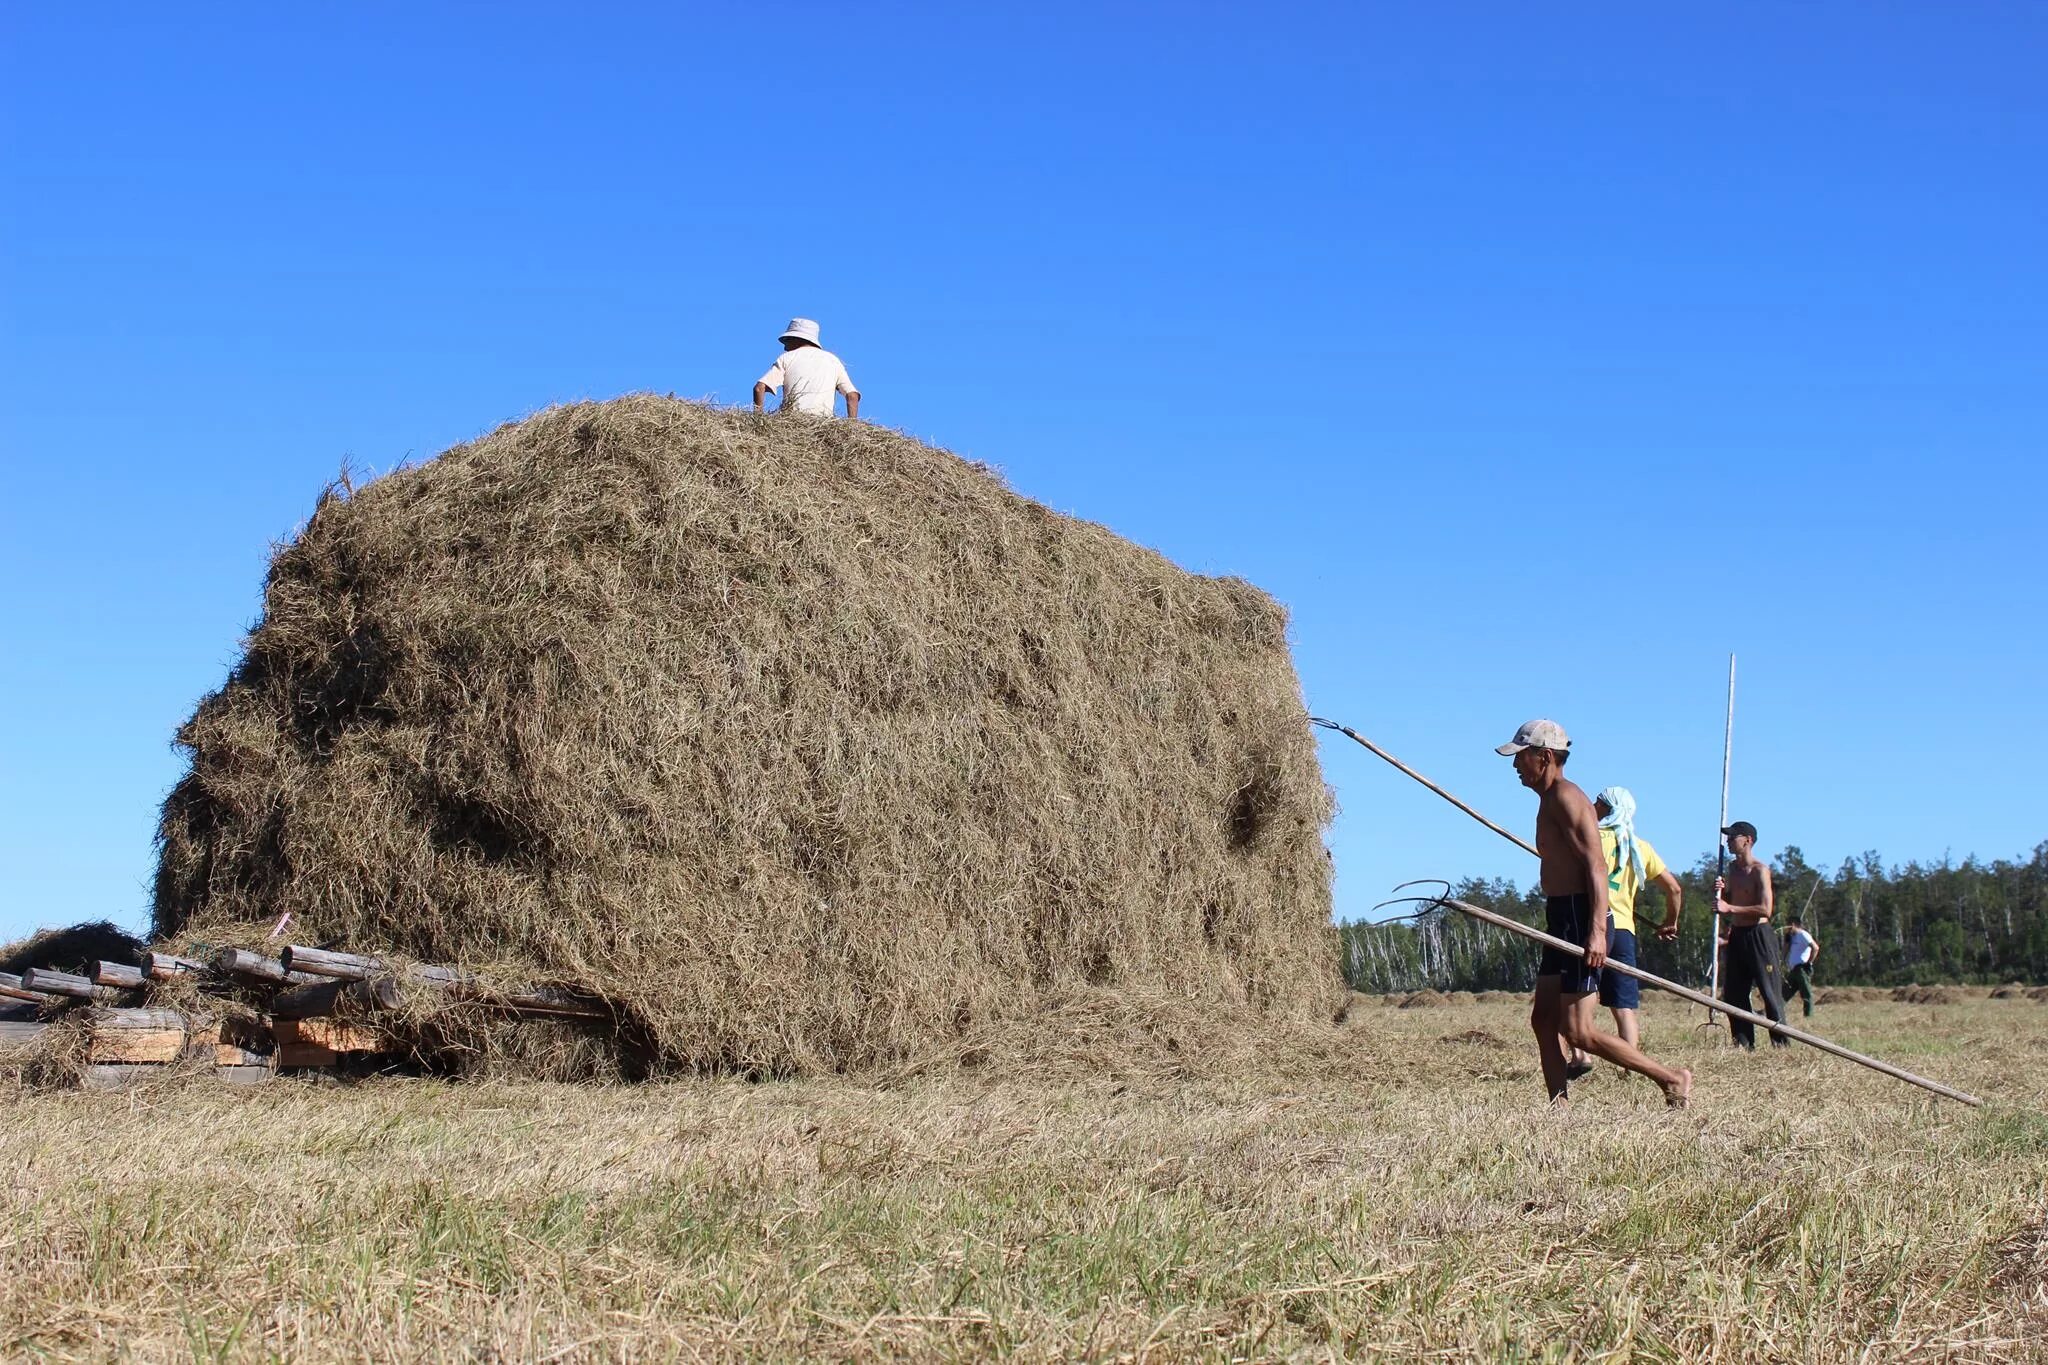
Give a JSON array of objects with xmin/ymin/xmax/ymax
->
[{"xmin": 779, "ymin": 317, "xmax": 821, "ymax": 345}]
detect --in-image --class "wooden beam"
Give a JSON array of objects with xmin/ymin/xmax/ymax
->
[
  {"xmin": 85, "ymin": 1007, "xmax": 193, "ymax": 1064},
  {"xmin": 216, "ymin": 1063, "xmax": 274, "ymax": 1085},
  {"xmin": 89, "ymin": 1028, "xmax": 186, "ymax": 1064},
  {"xmin": 21, "ymin": 967, "xmax": 96, "ymax": 1000},
  {"xmin": 89, "ymin": 1006, "xmax": 189, "ymax": 1031},
  {"xmin": 275, "ymin": 1016, "xmax": 388, "ymax": 1054}
]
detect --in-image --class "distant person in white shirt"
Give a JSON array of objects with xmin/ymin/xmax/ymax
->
[
  {"xmin": 1782, "ymin": 917, "xmax": 1820, "ymax": 1017},
  {"xmin": 753, "ymin": 318, "xmax": 860, "ymax": 419}
]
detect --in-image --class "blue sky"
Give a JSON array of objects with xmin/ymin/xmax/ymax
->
[{"xmin": 3, "ymin": 4, "xmax": 2043, "ymax": 944}]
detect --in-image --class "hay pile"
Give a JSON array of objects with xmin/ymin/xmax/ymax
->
[{"xmin": 153, "ymin": 397, "xmax": 1337, "ymax": 1075}]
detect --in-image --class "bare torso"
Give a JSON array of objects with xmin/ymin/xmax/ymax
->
[
  {"xmin": 1723, "ymin": 857, "xmax": 1771, "ymax": 924},
  {"xmin": 1535, "ymin": 779, "xmax": 1598, "ymax": 897}
]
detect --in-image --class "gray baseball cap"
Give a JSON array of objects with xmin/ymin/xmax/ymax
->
[{"xmin": 1496, "ymin": 719, "xmax": 1570, "ymax": 755}]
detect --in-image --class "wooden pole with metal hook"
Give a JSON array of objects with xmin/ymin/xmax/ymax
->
[{"xmin": 1431, "ymin": 894, "xmax": 1983, "ymax": 1108}]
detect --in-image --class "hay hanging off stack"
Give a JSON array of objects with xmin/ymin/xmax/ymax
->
[{"xmin": 154, "ymin": 396, "xmax": 1337, "ymax": 1075}]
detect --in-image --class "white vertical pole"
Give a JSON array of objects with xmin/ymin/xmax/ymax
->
[{"xmin": 1710, "ymin": 652, "xmax": 1735, "ymax": 1022}]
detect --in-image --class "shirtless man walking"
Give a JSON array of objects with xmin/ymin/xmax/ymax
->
[{"xmin": 1498, "ymin": 719, "xmax": 1693, "ymax": 1108}]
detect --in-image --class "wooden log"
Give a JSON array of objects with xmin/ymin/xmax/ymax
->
[
  {"xmin": 276, "ymin": 1042, "xmax": 339, "ymax": 1068},
  {"xmin": 269, "ymin": 979, "xmax": 347, "ymax": 1018},
  {"xmin": 270, "ymin": 976, "xmax": 402, "ymax": 1018},
  {"xmin": 216, "ymin": 1041, "xmax": 270, "ymax": 1066},
  {"xmin": 0, "ymin": 1021, "xmax": 46, "ymax": 1053},
  {"xmin": 144, "ymin": 952, "xmax": 206, "ymax": 981},
  {"xmin": 93, "ymin": 961, "xmax": 147, "ymax": 989},
  {"xmin": 215, "ymin": 947, "xmax": 322, "ymax": 986},
  {"xmin": 0, "ymin": 972, "xmax": 62, "ymax": 1005},
  {"xmin": 278, "ymin": 945, "xmax": 470, "ymax": 989},
  {"xmin": 21, "ymin": 967, "xmax": 97, "ymax": 1000},
  {"xmin": 490, "ymin": 986, "xmax": 610, "ymax": 1019},
  {"xmin": 279, "ymin": 945, "xmax": 386, "ymax": 980}
]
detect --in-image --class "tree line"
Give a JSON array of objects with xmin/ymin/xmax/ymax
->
[{"xmin": 1339, "ymin": 841, "xmax": 2048, "ymax": 994}]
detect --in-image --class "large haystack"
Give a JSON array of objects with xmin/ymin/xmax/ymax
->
[{"xmin": 154, "ymin": 397, "xmax": 1336, "ymax": 1073}]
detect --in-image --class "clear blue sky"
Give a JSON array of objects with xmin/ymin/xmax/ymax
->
[{"xmin": 3, "ymin": 4, "xmax": 2043, "ymax": 944}]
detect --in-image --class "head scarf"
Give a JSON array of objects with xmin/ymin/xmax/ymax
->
[{"xmin": 1596, "ymin": 785, "xmax": 1644, "ymax": 891}]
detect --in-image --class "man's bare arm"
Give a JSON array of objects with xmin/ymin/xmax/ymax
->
[
  {"xmin": 753, "ymin": 382, "xmax": 772, "ymax": 411},
  {"xmin": 1653, "ymin": 868, "xmax": 1684, "ymax": 941},
  {"xmin": 843, "ymin": 389, "xmax": 860, "ymax": 420}
]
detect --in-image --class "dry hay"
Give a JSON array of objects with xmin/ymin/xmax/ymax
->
[
  {"xmin": 151, "ymin": 397, "xmax": 1337, "ymax": 1076},
  {"xmin": 1398, "ymin": 990, "xmax": 1448, "ymax": 1009},
  {"xmin": 1816, "ymin": 989, "xmax": 1860, "ymax": 1006},
  {"xmin": 2030, "ymin": 987, "xmax": 2048, "ymax": 1003},
  {"xmin": 1, "ymin": 921, "xmax": 144, "ymax": 976},
  {"xmin": 1442, "ymin": 990, "xmax": 1477, "ymax": 1006}
]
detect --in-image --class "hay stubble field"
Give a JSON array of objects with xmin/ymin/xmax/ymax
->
[{"xmin": 6, "ymin": 992, "xmax": 2045, "ymax": 1362}]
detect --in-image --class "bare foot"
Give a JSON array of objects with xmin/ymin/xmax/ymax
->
[{"xmin": 1664, "ymin": 1067, "xmax": 1694, "ymax": 1109}]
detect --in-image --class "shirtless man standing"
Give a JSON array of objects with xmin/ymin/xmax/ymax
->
[
  {"xmin": 1498, "ymin": 719, "xmax": 1693, "ymax": 1108},
  {"xmin": 1716, "ymin": 820, "xmax": 1789, "ymax": 1048}
]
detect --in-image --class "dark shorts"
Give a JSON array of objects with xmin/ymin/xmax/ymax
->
[
  {"xmin": 1539, "ymin": 893, "xmax": 1607, "ymax": 996},
  {"xmin": 1598, "ymin": 927, "xmax": 1640, "ymax": 1010}
]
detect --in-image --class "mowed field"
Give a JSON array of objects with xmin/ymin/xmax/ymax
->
[{"xmin": 6, "ymin": 993, "xmax": 2046, "ymax": 1362}]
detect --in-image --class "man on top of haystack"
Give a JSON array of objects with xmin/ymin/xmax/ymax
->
[
  {"xmin": 1499, "ymin": 719, "xmax": 1692, "ymax": 1108},
  {"xmin": 753, "ymin": 317, "xmax": 861, "ymax": 420}
]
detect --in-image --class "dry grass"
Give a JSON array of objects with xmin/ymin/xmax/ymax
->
[
  {"xmin": 151, "ymin": 397, "xmax": 1336, "ymax": 1076},
  {"xmin": 6, "ymin": 994, "xmax": 2044, "ymax": 1361}
]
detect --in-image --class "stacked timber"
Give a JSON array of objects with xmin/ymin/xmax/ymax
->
[{"xmin": 0, "ymin": 941, "xmax": 617, "ymax": 1089}]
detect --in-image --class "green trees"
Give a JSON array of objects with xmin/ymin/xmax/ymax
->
[{"xmin": 1337, "ymin": 840, "xmax": 2048, "ymax": 993}]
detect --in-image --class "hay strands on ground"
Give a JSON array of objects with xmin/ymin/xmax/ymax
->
[{"xmin": 1393, "ymin": 886, "xmax": 1987, "ymax": 1109}]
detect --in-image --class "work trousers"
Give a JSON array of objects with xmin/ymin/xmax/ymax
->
[
  {"xmin": 1722, "ymin": 924, "xmax": 1789, "ymax": 1048},
  {"xmin": 1786, "ymin": 962, "xmax": 1815, "ymax": 1017}
]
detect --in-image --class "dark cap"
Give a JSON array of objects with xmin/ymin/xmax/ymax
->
[{"xmin": 1721, "ymin": 820, "xmax": 1757, "ymax": 841}]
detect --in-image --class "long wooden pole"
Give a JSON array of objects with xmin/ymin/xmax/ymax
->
[
  {"xmin": 1310, "ymin": 719, "xmax": 1539, "ymax": 857},
  {"xmin": 1435, "ymin": 895, "xmax": 1983, "ymax": 1108},
  {"xmin": 1711, "ymin": 653, "xmax": 1735, "ymax": 1018},
  {"xmin": 1310, "ymin": 717, "xmax": 1991, "ymax": 1108}
]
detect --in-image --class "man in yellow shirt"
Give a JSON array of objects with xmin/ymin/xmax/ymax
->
[{"xmin": 1566, "ymin": 786, "xmax": 1684, "ymax": 1074}]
